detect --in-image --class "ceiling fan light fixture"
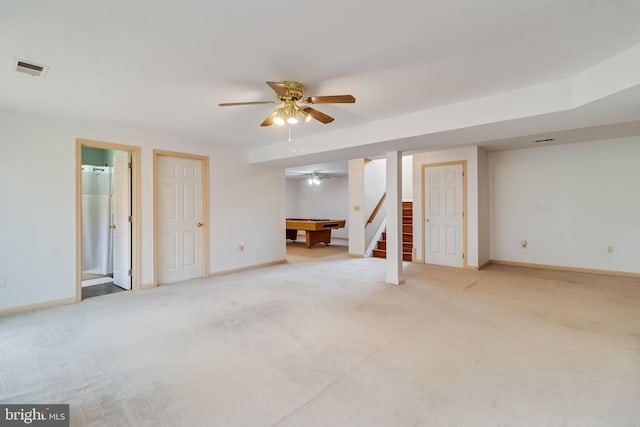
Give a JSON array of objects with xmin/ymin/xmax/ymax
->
[
  {"xmin": 295, "ymin": 108, "xmax": 311, "ymax": 123},
  {"xmin": 272, "ymin": 100, "xmax": 299, "ymax": 126}
]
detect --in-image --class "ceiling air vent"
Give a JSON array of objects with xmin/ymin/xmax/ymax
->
[{"xmin": 12, "ymin": 58, "xmax": 48, "ymax": 77}]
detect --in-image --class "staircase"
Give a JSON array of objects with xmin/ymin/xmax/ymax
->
[{"xmin": 372, "ymin": 201, "xmax": 413, "ymax": 262}]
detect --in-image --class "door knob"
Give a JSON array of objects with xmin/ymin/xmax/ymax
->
[
  {"xmin": 110, "ymin": 224, "xmax": 116, "ymax": 229},
  {"xmin": 425, "ymin": 218, "xmax": 430, "ymax": 222},
  {"xmin": 197, "ymin": 222, "xmax": 204, "ymax": 227}
]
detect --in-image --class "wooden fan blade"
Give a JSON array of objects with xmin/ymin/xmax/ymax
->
[
  {"xmin": 301, "ymin": 106, "xmax": 334, "ymax": 124},
  {"xmin": 218, "ymin": 101, "xmax": 276, "ymax": 107},
  {"xmin": 260, "ymin": 111, "xmax": 278, "ymax": 127},
  {"xmin": 302, "ymin": 95, "xmax": 355, "ymax": 104},
  {"xmin": 266, "ymin": 81, "xmax": 288, "ymax": 97}
]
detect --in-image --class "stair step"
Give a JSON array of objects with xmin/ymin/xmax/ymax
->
[
  {"xmin": 376, "ymin": 241, "xmax": 412, "ymax": 252},
  {"xmin": 381, "ymin": 232, "xmax": 412, "ymax": 243},
  {"xmin": 371, "ymin": 249, "xmax": 413, "ymax": 262},
  {"xmin": 372, "ymin": 249, "xmax": 386, "ymax": 258},
  {"xmin": 377, "ymin": 202, "xmax": 413, "ymax": 258}
]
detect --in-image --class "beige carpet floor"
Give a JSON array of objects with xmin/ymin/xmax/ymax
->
[
  {"xmin": 1, "ymin": 252, "xmax": 639, "ymax": 426},
  {"xmin": 285, "ymin": 238, "xmax": 349, "ymax": 263}
]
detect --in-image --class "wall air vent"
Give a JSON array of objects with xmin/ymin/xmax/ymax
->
[{"xmin": 12, "ymin": 58, "xmax": 49, "ymax": 78}]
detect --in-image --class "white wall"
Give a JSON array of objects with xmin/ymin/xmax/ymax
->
[
  {"xmin": 402, "ymin": 155, "xmax": 413, "ymax": 200},
  {"xmin": 297, "ymin": 176, "xmax": 349, "ymax": 238},
  {"xmin": 209, "ymin": 146, "xmax": 285, "ymax": 272},
  {"xmin": 364, "ymin": 159, "xmax": 386, "ymax": 216},
  {"xmin": 413, "ymin": 146, "xmax": 480, "ymax": 267},
  {"xmin": 348, "ymin": 159, "xmax": 366, "ymax": 255},
  {"xmin": 285, "ymin": 179, "xmax": 299, "ymax": 218},
  {"xmin": 0, "ymin": 109, "xmax": 285, "ymax": 311},
  {"xmin": 489, "ymin": 137, "xmax": 640, "ymax": 273},
  {"xmin": 364, "ymin": 159, "xmax": 386, "ymax": 249}
]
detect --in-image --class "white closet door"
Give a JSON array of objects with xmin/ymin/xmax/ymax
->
[
  {"xmin": 157, "ymin": 156, "xmax": 204, "ymax": 284},
  {"xmin": 424, "ymin": 163, "xmax": 464, "ymax": 267}
]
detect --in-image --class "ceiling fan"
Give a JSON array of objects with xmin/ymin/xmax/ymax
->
[
  {"xmin": 219, "ymin": 81, "xmax": 355, "ymax": 126},
  {"xmin": 287, "ymin": 170, "xmax": 332, "ymax": 185}
]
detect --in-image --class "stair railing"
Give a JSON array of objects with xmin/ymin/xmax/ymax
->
[{"xmin": 366, "ymin": 192, "xmax": 386, "ymax": 227}]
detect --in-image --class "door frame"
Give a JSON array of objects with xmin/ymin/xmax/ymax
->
[
  {"xmin": 421, "ymin": 160, "xmax": 467, "ymax": 268},
  {"xmin": 153, "ymin": 150, "xmax": 210, "ymax": 286},
  {"xmin": 76, "ymin": 138, "xmax": 142, "ymax": 301}
]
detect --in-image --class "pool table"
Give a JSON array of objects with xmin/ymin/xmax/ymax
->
[{"xmin": 286, "ymin": 218, "xmax": 346, "ymax": 247}]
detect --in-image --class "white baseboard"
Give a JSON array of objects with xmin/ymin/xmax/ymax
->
[
  {"xmin": 0, "ymin": 297, "xmax": 76, "ymax": 317},
  {"xmin": 490, "ymin": 259, "xmax": 640, "ymax": 278}
]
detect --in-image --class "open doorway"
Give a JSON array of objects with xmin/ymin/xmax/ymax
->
[
  {"xmin": 284, "ymin": 162, "xmax": 350, "ymax": 263},
  {"xmin": 76, "ymin": 139, "xmax": 141, "ymax": 301}
]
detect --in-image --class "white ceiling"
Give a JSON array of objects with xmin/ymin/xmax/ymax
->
[{"xmin": 2, "ymin": 1, "xmax": 640, "ymax": 172}]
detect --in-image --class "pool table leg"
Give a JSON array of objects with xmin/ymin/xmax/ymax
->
[
  {"xmin": 305, "ymin": 229, "xmax": 332, "ymax": 247},
  {"xmin": 286, "ymin": 229, "xmax": 297, "ymax": 241}
]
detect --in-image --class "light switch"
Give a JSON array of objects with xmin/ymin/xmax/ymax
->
[{"xmin": 354, "ymin": 205, "xmax": 361, "ymax": 212}]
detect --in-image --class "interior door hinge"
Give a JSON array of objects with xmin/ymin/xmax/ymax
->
[
  {"xmin": 462, "ymin": 253, "xmax": 465, "ymax": 259},
  {"xmin": 128, "ymin": 161, "xmax": 132, "ymax": 169},
  {"xmin": 128, "ymin": 269, "xmax": 132, "ymax": 277},
  {"xmin": 128, "ymin": 216, "xmax": 132, "ymax": 222}
]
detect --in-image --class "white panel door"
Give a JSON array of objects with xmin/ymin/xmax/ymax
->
[
  {"xmin": 424, "ymin": 164, "xmax": 464, "ymax": 267},
  {"xmin": 113, "ymin": 152, "xmax": 132, "ymax": 289},
  {"xmin": 157, "ymin": 156, "xmax": 204, "ymax": 284}
]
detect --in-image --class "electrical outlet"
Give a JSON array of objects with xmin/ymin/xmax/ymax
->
[
  {"xmin": 521, "ymin": 240, "xmax": 528, "ymax": 249},
  {"xmin": 607, "ymin": 246, "xmax": 614, "ymax": 254},
  {"xmin": 239, "ymin": 242, "xmax": 245, "ymax": 252}
]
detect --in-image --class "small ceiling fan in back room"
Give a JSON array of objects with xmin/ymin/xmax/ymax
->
[
  {"xmin": 287, "ymin": 170, "xmax": 331, "ymax": 185},
  {"xmin": 219, "ymin": 81, "xmax": 356, "ymax": 127}
]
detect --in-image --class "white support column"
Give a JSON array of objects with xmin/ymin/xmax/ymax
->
[
  {"xmin": 385, "ymin": 150, "xmax": 404, "ymax": 284},
  {"xmin": 348, "ymin": 158, "xmax": 366, "ymax": 257}
]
